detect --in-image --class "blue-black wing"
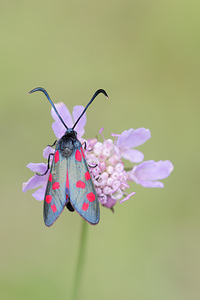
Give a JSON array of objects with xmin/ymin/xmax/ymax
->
[
  {"xmin": 44, "ymin": 149, "xmax": 68, "ymax": 227},
  {"xmin": 67, "ymin": 147, "xmax": 100, "ymax": 225}
]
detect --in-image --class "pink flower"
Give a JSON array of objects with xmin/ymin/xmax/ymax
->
[{"xmin": 23, "ymin": 102, "xmax": 173, "ymax": 210}]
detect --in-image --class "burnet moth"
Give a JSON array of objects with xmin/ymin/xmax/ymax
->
[{"xmin": 29, "ymin": 87, "xmax": 108, "ymax": 226}]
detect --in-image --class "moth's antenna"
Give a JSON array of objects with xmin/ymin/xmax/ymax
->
[
  {"xmin": 29, "ymin": 87, "xmax": 68, "ymax": 130},
  {"xmin": 73, "ymin": 89, "xmax": 108, "ymax": 130}
]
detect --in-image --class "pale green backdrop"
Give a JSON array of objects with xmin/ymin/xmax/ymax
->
[{"xmin": 1, "ymin": 1, "xmax": 199, "ymax": 300}]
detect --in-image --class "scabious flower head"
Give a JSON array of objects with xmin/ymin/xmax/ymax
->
[
  {"xmin": 84, "ymin": 134, "xmax": 135, "ymax": 208},
  {"xmin": 23, "ymin": 101, "xmax": 174, "ymax": 210}
]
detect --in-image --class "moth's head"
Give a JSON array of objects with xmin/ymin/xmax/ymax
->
[{"xmin": 65, "ymin": 128, "xmax": 77, "ymax": 138}]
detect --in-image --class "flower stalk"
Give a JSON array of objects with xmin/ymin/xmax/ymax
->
[{"xmin": 72, "ymin": 220, "xmax": 88, "ymax": 300}]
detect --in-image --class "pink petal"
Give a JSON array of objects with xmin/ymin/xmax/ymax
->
[
  {"xmin": 136, "ymin": 180, "xmax": 164, "ymax": 188},
  {"xmin": 121, "ymin": 148, "xmax": 144, "ymax": 163},
  {"xmin": 135, "ymin": 160, "xmax": 174, "ymax": 180},
  {"xmin": 72, "ymin": 105, "xmax": 86, "ymax": 139},
  {"xmin": 129, "ymin": 160, "xmax": 174, "ymax": 188},
  {"xmin": 43, "ymin": 146, "xmax": 55, "ymax": 159},
  {"xmin": 117, "ymin": 129, "xmax": 131, "ymax": 147},
  {"xmin": 22, "ymin": 172, "xmax": 48, "ymax": 193},
  {"xmin": 51, "ymin": 102, "xmax": 73, "ymax": 138},
  {"xmin": 117, "ymin": 128, "xmax": 151, "ymax": 148},
  {"xmin": 102, "ymin": 197, "xmax": 117, "ymax": 208},
  {"xmin": 27, "ymin": 163, "xmax": 47, "ymax": 173},
  {"xmin": 32, "ymin": 185, "xmax": 46, "ymax": 201}
]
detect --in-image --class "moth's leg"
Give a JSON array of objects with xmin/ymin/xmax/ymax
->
[
  {"xmin": 82, "ymin": 141, "xmax": 93, "ymax": 152},
  {"xmin": 88, "ymin": 163, "xmax": 98, "ymax": 168},
  {"xmin": 82, "ymin": 141, "xmax": 87, "ymax": 150},
  {"xmin": 47, "ymin": 140, "xmax": 57, "ymax": 148},
  {"xmin": 88, "ymin": 163, "xmax": 101, "ymax": 180},
  {"xmin": 36, "ymin": 153, "xmax": 54, "ymax": 176},
  {"xmin": 95, "ymin": 176, "xmax": 101, "ymax": 182}
]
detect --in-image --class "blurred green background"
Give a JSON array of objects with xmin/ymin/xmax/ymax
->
[{"xmin": 1, "ymin": 1, "xmax": 199, "ymax": 299}]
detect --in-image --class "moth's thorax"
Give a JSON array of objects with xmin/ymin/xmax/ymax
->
[{"xmin": 56, "ymin": 128, "xmax": 81, "ymax": 157}]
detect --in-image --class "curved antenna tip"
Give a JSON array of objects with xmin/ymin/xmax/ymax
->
[
  {"xmin": 96, "ymin": 89, "xmax": 109, "ymax": 99},
  {"xmin": 72, "ymin": 88, "xmax": 109, "ymax": 129},
  {"xmin": 28, "ymin": 87, "xmax": 47, "ymax": 95}
]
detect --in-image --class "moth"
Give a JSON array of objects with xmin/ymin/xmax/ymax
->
[{"xmin": 29, "ymin": 87, "xmax": 108, "ymax": 226}]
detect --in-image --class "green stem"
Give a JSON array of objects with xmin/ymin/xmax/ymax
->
[{"xmin": 72, "ymin": 220, "xmax": 88, "ymax": 300}]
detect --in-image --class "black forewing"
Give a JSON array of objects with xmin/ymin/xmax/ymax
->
[
  {"xmin": 43, "ymin": 149, "xmax": 68, "ymax": 227},
  {"xmin": 67, "ymin": 146, "xmax": 100, "ymax": 225}
]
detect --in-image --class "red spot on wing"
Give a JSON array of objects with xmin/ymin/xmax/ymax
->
[
  {"xmin": 52, "ymin": 182, "xmax": 60, "ymax": 190},
  {"xmin": 66, "ymin": 170, "xmax": 69, "ymax": 189},
  {"xmin": 87, "ymin": 192, "xmax": 95, "ymax": 202},
  {"xmin": 49, "ymin": 173, "xmax": 52, "ymax": 182},
  {"xmin": 75, "ymin": 149, "xmax": 82, "ymax": 162},
  {"xmin": 80, "ymin": 147, "xmax": 85, "ymax": 159},
  {"xmin": 66, "ymin": 194, "xmax": 69, "ymax": 200},
  {"xmin": 46, "ymin": 195, "xmax": 52, "ymax": 204},
  {"xmin": 76, "ymin": 181, "xmax": 86, "ymax": 189},
  {"xmin": 54, "ymin": 150, "xmax": 59, "ymax": 163},
  {"xmin": 85, "ymin": 171, "xmax": 91, "ymax": 181},
  {"xmin": 82, "ymin": 202, "xmax": 89, "ymax": 211},
  {"xmin": 51, "ymin": 204, "xmax": 57, "ymax": 213}
]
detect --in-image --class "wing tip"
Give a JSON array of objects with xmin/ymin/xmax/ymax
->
[{"xmin": 43, "ymin": 204, "xmax": 66, "ymax": 227}]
